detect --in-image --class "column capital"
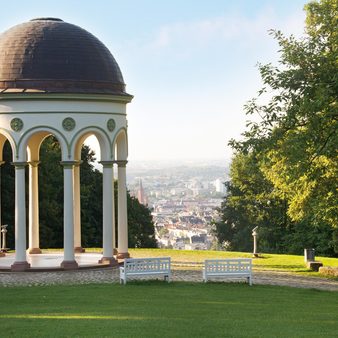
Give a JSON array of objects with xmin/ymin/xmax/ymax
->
[
  {"xmin": 11, "ymin": 161, "xmax": 28, "ymax": 168},
  {"xmin": 74, "ymin": 160, "xmax": 83, "ymax": 167},
  {"xmin": 114, "ymin": 160, "xmax": 128, "ymax": 167},
  {"xmin": 99, "ymin": 160, "xmax": 115, "ymax": 168},
  {"xmin": 60, "ymin": 161, "xmax": 78, "ymax": 168},
  {"xmin": 28, "ymin": 161, "xmax": 40, "ymax": 167}
]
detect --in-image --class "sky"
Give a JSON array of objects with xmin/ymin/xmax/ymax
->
[{"xmin": 0, "ymin": 0, "xmax": 309, "ymax": 162}]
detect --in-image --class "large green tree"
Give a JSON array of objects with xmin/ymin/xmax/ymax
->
[
  {"xmin": 227, "ymin": 0, "xmax": 337, "ymax": 255},
  {"xmin": 214, "ymin": 151, "xmax": 334, "ymax": 255},
  {"xmin": 213, "ymin": 152, "xmax": 290, "ymax": 253}
]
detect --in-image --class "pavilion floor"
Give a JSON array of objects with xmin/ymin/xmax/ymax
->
[{"xmin": 0, "ymin": 252, "xmax": 116, "ymax": 271}]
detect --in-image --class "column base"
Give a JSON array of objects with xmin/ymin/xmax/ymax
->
[
  {"xmin": 74, "ymin": 247, "xmax": 85, "ymax": 253},
  {"xmin": 99, "ymin": 256, "xmax": 118, "ymax": 266},
  {"xmin": 11, "ymin": 261, "xmax": 31, "ymax": 271},
  {"xmin": 28, "ymin": 248, "xmax": 42, "ymax": 254},
  {"xmin": 117, "ymin": 252, "xmax": 130, "ymax": 259},
  {"xmin": 61, "ymin": 260, "xmax": 78, "ymax": 270}
]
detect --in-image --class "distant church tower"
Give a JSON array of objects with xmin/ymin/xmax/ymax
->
[{"xmin": 137, "ymin": 179, "xmax": 147, "ymax": 205}]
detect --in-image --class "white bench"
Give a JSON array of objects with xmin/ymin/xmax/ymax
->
[
  {"xmin": 120, "ymin": 257, "xmax": 171, "ymax": 284},
  {"xmin": 203, "ymin": 258, "xmax": 253, "ymax": 285}
]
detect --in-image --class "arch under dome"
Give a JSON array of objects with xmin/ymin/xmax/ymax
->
[{"xmin": 0, "ymin": 18, "xmax": 129, "ymax": 95}]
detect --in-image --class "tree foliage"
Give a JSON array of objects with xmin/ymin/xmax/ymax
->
[
  {"xmin": 127, "ymin": 195, "xmax": 157, "ymax": 248},
  {"xmin": 214, "ymin": 153, "xmax": 289, "ymax": 253},
  {"xmin": 1, "ymin": 136, "xmax": 157, "ymax": 249},
  {"xmin": 216, "ymin": 0, "xmax": 337, "ymax": 255},
  {"xmin": 214, "ymin": 152, "xmax": 335, "ymax": 255},
  {"xmin": 1, "ymin": 142, "xmax": 15, "ymax": 247}
]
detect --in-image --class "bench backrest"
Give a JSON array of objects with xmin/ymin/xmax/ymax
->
[
  {"xmin": 204, "ymin": 258, "xmax": 252, "ymax": 273},
  {"xmin": 124, "ymin": 257, "xmax": 171, "ymax": 273}
]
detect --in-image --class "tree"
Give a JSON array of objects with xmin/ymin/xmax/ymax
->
[
  {"xmin": 127, "ymin": 195, "xmax": 157, "ymax": 248},
  {"xmin": 229, "ymin": 0, "xmax": 337, "ymax": 255},
  {"xmin": 213, "ymin": 152, "xmax": 290, "ymax": 253},
  {"xmin": 38, "ymin": 137, "xmax": 103, "ymax": 248},
  {"xmin": 1, "ymin": 141, "xmax": 15, "ymax": 248},
  {"xmin": 38, "ymin": 137, "xmax": 64, "ymax": 247}
]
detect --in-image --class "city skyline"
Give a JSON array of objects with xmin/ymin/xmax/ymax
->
[{"xmin": 0, "ymin": 0, "xmax": 308, "ymax": 161}]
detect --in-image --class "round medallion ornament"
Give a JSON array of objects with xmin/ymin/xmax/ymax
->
[
  {"xmin": 107, "ymin": 119, "xmax": 116, "ymax": 132},
  {"xmin": 62, "ymin": 117, "xmax": 76, "ymax": 131},
  {"xmin": 10, "ymin": 118, "xmax": 24, "ymax": 132}
]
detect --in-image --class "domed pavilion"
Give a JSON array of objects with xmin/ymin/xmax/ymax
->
[{"xmin": 0, "ymin": 18, "xmax": 133, "ymax": 271}]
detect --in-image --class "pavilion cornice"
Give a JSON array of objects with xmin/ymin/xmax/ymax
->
[
  {"xmin": 0, "ymin": 93, "xmax": 133, "ymax": 104},
  {"xmin": 0, "ymin": 111, "xmax": 127, "ymax": 116}
]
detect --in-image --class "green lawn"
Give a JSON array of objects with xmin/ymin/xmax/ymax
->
[
  {"xmin": 0, "ymin": 282, "xmax": 337, "ymax": 338},
  {"xmin": 128, "ymin": 248, "xmax": 338, "ymax": 275},
  {"xmin": 42, "ymin": 247, "xmax": 338, "ymax": 276}
]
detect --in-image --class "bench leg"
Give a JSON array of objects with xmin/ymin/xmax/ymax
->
[{"xmin": 248, "ymin": 276, "xmax": 252, "ymax": 286}]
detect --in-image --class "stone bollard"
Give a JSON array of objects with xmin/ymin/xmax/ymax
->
[
  {"xmin": 252, "ymin": 226, "xmax": 259, "ymax": 257},
  {"xmin": 306, "ymin": 261, "xmax": 323, "ymax": 271}
]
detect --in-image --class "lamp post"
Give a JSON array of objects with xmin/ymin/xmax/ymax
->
[
  {"xmin": 252, "ymin": 226, "xmax": 259, "ymax": 257},
  {"xmin": 0, "ymin": 224, "xmax": 8, "ymax": 252}
]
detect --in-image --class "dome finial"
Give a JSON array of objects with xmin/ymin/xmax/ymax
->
[{"xmin": 30, "ymin": 18, "xmax": 63, "ymax": 22}]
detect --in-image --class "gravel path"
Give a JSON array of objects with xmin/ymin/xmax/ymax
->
[{"xmin": 0, "ymin": 267, "xmax": 337, "ymax": 291}]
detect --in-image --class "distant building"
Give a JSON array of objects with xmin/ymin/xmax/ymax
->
[
  {"xmin": 137, "ymin": 178, "xmax": 148, "ymax": 205},
  {"xmin": 214, "ymin": 178, "xmax": 225, "ymax": 194}
]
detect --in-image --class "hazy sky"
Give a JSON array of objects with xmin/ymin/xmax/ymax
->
[{"xmin": 0, "ymin": 0, "xmax": 309, "ymax": 161}]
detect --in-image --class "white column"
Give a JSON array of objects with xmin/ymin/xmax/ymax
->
[
  {"xmin": 28, "ymin": 161, "xmax": 41, "ymax": 254},
  {"xmin": 0, "ymin": 161, "xmax": 5, "ymax": 257},
  {"xmin": 112, "ymin": 170, "xmax": 117, "ymax": 255},
  {"xmin": 60, "ymin": 161, "xmax": 78, "ymax": 270},
  {"xmin": 74, "ymin": 162, "xmax": 84, "ymax": 253},
  {"xmin": 99, "ymin": 161, "xmax": 117, "ymax": 265},
  {"xmin": 0, "ymin": 161, "xmax": 3, "ymax": 226},
  {"xmin": 116, "ymin": 160, "xmax": 129, "ymax": 259},
  {"xmin": 11, "ymin": 162, "xmax": 30, "ymax": 271}
]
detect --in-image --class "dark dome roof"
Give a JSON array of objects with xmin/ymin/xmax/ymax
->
[{"xmin": 0, "ymin": 18, "xmax": 129, "ymax": 95}]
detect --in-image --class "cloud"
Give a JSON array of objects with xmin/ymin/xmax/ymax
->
[{"xmin": 150, "ymin": 7, "xmax": 305, "ymax": 52}]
